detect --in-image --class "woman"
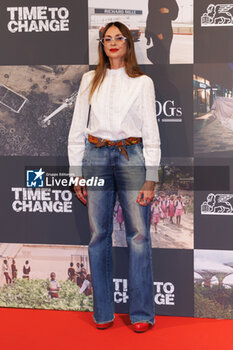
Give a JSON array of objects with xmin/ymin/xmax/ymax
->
[
  {"xmin": 68, "ymin": 22, "xmax": 161, "ymax": 332},
  {"xmin": 115, "ymin": 201, "xmax": 124, "ymax": 231},
  {"xmin": 175, "ymin": 195, "xmax": 185, "ymax": 225},
  {"xmin": 145, "ymin": 0, "xmax": 179, "ymax": 64},
  {"xmin": 22, "ymin": 260, "xmax": 30, "ymax": 279},
  {"xmin": 2, "ymin": 260, "xmax": 12, "ymax": 285},
  {"xmin": 167, "ymin": 195, "xmax": 175, "ymax": 224},
  {"xmin": 151, "ymin": 198, "xmax": 161, "ymax": 233},
  {"xmin": 11, "ymin": 259, "xmax": 17, "ymax": 280}
]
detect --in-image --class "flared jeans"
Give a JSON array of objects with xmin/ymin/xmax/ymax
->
[{"xmin": 83, "ymin": 140, "xmax": 155, "ymax": 325}]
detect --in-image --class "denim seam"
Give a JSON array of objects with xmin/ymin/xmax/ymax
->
[
  {"xmin": 146, "ymin": 203, "xmax": 155, "ymax": 315},
  {"xmin": 106, "ymin": 211, "xmax": 111, "ymax": 303},
  {"xmin": 105, "ymin": 190, "xmax": 114, "ymax": 316}
]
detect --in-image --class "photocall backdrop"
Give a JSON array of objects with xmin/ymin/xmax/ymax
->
[{"xmin": 0, "ymin": 0, "xmax": 233, "ymax": 319}]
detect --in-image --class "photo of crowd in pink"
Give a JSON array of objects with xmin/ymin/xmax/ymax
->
[{"xmin": 113, "ymin": 165, "xmax": 193, "ymax": 249}]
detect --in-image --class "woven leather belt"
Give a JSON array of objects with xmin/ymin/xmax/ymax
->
[{"xmin": 88, "ymin": 134, "xmax": 142, "ymax": 161}]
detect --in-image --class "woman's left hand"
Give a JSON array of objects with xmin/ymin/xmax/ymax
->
[{"xmin": 137, "ymin": 181, "xmax": 155, "ymax": 206}]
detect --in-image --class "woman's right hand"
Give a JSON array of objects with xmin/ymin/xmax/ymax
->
[
  {"xmin": 73, "ymin": 177, "xmax": 87, "ymax": 205},
  {"xmin": 160, "ymin": 7, "xmax": 169, "ymax": 14},
  {"xmin": 157, "ymin": 33, "xmax": 164, "ymax": 40}
]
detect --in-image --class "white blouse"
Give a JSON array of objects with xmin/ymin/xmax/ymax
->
[{"xmin": 68, "ymin": 66, "xmax": 161, "ymax": 181}]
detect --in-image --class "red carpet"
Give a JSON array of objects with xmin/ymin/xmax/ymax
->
[{"xmin": 1, "ymin": 308, "xmax": 233, "ymax": 350}]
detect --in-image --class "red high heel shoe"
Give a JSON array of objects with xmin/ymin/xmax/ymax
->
[
  {"xmin": 96, "ymin": 321, "xmax": 113, "ymax": 330},
  {"xmin": 132, "ymin": 322, "xmax": 152, "ymax": 333}
]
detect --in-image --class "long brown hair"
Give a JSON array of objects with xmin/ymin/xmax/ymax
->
[{"xmin": 89, "ymin": 22, "xmax": 144, "ymax": 102}]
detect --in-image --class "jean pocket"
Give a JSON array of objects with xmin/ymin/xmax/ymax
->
[{"xmin": 129, "ymin": 143, "xmax": 145, "ymax": 166}]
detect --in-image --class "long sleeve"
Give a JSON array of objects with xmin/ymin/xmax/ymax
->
[
  {"xmin": 140, "ymin": 76, "xmax": 161, "ymax": 182},
  {"xmin": 146, "ymin": 0, "xmax": 160, "ymax": 33},
  {"xmin": 68, "ymin": 71, "xmax": 93, "ymax": 177},
  {"xmin": 169, "ymin": 0, "xmax": 179, "ymax": 21},
  {"xmin": 146, "ymin": 0, "xmax": 179, "ymax": 33},
  {"xmin": 68, "ymin": 68, "xmax": 161, "ymax": 182}
]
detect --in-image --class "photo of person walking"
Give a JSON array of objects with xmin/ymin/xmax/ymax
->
[
  {"xmin": 146, "ymin": 0, "xmax": 179, "ymax": 64},
  {"xmin": 2, "ymin": 260, "xmax": 12, "ymax": 285}
]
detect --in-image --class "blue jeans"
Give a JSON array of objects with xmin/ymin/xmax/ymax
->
[{"xmin": 83, "ymin": 140, "xmax": 155, "ymax": 325}]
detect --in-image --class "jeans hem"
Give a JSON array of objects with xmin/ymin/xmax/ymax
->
[
  {"xmin": 131, "ymin": 319, "xmax": 155, "ymax": 326},
  {"xmin": 93, "ymin": 315, "xmax": 115, "ymax": 324}
]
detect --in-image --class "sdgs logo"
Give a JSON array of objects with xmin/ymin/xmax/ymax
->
[
  {"xmin": 156, "ymin": 100, "xmax": 182, "ymax": 123},
  {"xmin": 26, "ymin": 168, "xmax": 45, "ymax": 188}
]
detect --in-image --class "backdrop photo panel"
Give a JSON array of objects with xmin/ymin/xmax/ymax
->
[
  {"xmin": 88, "ymin": 0, "xmax": 193, "ymax": 65},
  {"xmin": 0, "ymin": 243, "xmax": 93, "ymax": 310},
  {"xmin": 194, "ymin": 249, "xmax": 233, "ymax": 319},
  {"xmin": 0, "ymin": 156, "xmax": 91, "ymax": 245},
  {"xmin": 0, "ymin": 65, "xmax": 88, "ymax": 156},
  {"xmin": 113, "ymin": 165, "xmax": 194, "ymax": 249},
  {"xmin": 0, "ymin": 0, "xmax": 88, "ymax": 65},
  {"xmin": 194, "ymin": 63, "xmax": 233, "ymax": 158},
  {"xmin": 194, "ymin": 157, "xmax": 233, "ymax": 250},
  {"xmin": 194, "ymin": 0, "xmax": 233, "ymax": 63},
  {"xmin": 113, "ymin": 248, "xmax": 194, "ymax": 316}
]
